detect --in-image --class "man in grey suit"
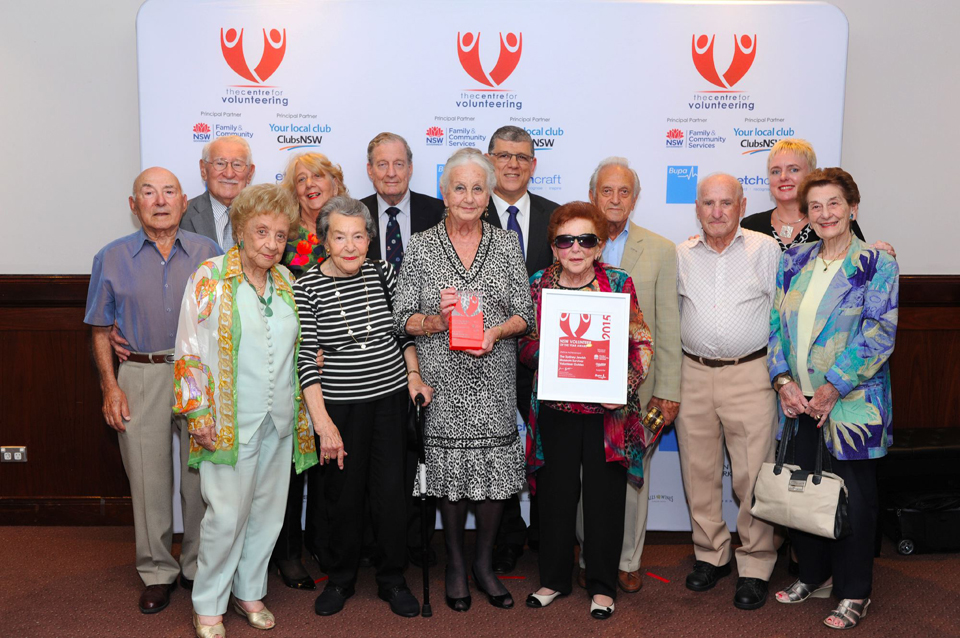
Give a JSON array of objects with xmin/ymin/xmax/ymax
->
[
  {"xmin": 576, "ymin": 157, "xmax": 682, "ymax": 593},
  {"xmin": 179, "ymin": 134, "xmax": 256, "ymax": 250},
  {"xmin": 484, "ymin": 125, "xmax": 559, "ymax": 574}
]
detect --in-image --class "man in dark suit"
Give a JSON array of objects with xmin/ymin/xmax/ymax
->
[
  {"xmin": 179, "ymin": 134, "xmax": 256, "ymax": 251},
  {"xmin": 484, "ymin": 125, "xmax": 559, "ymax": 573}
]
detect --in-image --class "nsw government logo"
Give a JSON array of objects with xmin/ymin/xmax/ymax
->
[
  {"xmin": 220, "ymin": 27, "xmax": 290, "ymax": 107},
  {"xmin": 666, "ymin": 129, "xmax": 684, "ymax": 148},
  {"xmin": 426, "ymin": 127, "xmax": 444, "ymax": 146},
  {"xmin": 455, "ymin": 31, "xmax": 523, "ymax": 111},
  {"xmin": 666, "ymin": 166, "xmax": 698, "ymax": 204},
  {"xmin": 689, "ymin": 33, "xmax": 756, "ymax": 112},
  {"xmin": 193, "ymin": 123, "xmax": 212, "ymax": 143}
]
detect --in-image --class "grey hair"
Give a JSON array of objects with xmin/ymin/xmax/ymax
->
[
  {"xmin": 588, "ymin": 156, "xmax": 641, "ymax": 195},
  {"xmin": 366, "ymin": 132, "xmax": 413, "ymax": 164},
  {"xmin": 439, "ymin": 148, "xmax": 497, "ymax": 194},
  {"xmin": 487, "ymin": 125, "xmax": 534, "ymax": 155},
  {"xmin": 316, "ymin": 196, "xmax": 377, "ymax": 243},
  {"xmin": 696, "ymin": 172, "xmax": 744, "ymax": 202},
  {"xmin": 201, "ymin": 134, "xmax": 253, "ymax": 164}
]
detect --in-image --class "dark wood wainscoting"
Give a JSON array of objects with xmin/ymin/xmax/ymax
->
[{"xmin": 1, "ymin": 274, "xmax": 958, "ymax": 525}]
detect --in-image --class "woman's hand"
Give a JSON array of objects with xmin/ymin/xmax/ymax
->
[
  {"xmin": 871, "ymin": 240, "xmax": 896, "ymax": 259},
  {"xmin": 806, "ymin": 383, "xmax": 841, "ymax": 428},
  {"xmin": 601, "ymin": 403, "xmax": 625, "ymax": 411},
  {"xmin": 191, "ymin": 425, "xmax": 217, "ymax": 452},
  {"xmin": 408, "ymin": 375, "xmax": 435, "ymax": 407},
  {"xmin": 316, "ymin": 418, "xmax": 347, "ymax": 469},
  {"xmin": 778, "ymin": 381, "xmax": 809, "ymax": 420},
  {"xmin": 439, "ymin": 287, "xmax": 458, "ymax": 329},
  {"xmin": 315, "ymin": 348, "xmax": 324, "ymax": 374},
  {"xmin": 464, "ymin": 327, "xmax": 500, "ymax": 357}
]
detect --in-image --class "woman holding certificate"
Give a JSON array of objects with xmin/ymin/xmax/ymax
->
[
  {"xmin": 520, "ymin": 202, "xmax": 653, "ymax": 620},
  {"xmin": 393, "ymin": 148, "xmax": 534, "ymax": 612}
]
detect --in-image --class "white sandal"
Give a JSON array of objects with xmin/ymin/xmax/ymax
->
[
  {"xmin": 824, "ymin": 598, "xmax": 871, "ymax": 630},
  {"xmin": 775, "ymin": 579, "xmax": 833, "ymax": 604}
]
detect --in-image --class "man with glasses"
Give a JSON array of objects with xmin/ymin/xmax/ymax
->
[
  {"xmin": 180, "ymin": 134, "xmax": 256, "ymax": 251},
  {"xmin": 574, "ymin": 157, "xmax": 681, "ymax": 595},
  {"xmin": 484, "ymin": 125, "xmax": 559, "ymax": 574}
]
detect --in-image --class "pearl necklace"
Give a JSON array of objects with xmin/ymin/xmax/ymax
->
[{"xmin": 330, "ymin": 271, "xmax": 373, "ymax": 350}]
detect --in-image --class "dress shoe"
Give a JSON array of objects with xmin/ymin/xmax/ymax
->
[
  {"xmin": 733, "ymin": 577, "xmax": 769, "ymax": 610},
  {"xmin": 471, "ymin": 567, "xmax": 514, "ymax": 609},
  {"xmin": 445, "ymin": 593, "xmax": 472, "ymax": 612},
  {"xmin": 231, "ymin": 595, "xmax": 276, "ymax": 629},
  {"xmin": 618, "ymin": 570, "xmax": 643, "ymax": 593},
  {"xmin": 139, "ymin": 582, "xmax": 175, "ymax": 614},
  {"xmin": 577, "ymin": 567, "xmax": 587, "ymax": 589},
  {"xmin": 275, "ymin": 559, "xmax": 316, "ymax": 590},
  {"xmin": 492, "ymin": 544, "xmax": 522, "ymax": 574},
  {"xmin": 378, "ymin": 585, "xmax": 420, "ymax": 618},
  {"xmin": 314, "ymin": 584, "xmax": 355, "ymax": 616},
  {"xmin": 589, "ymin": 599, "xmax": 615, "ymax": 620},
  {"xmin": 407, "ymin": 545, "xmax": 438, "ymax": 568},
  {"xmin": 193, "ymin": 610, "xmax": 225, "ymax": 638},
  {"xmin": 526, "ymin": 590, "xmax": 565, "ymax": 608},
  {"xmin": 180, "ymin": 574, "xmax": 194, "ymax": 591},
  {"xmin": 685, "ymin": 560, "xmax": 732, "ymax": 592}
]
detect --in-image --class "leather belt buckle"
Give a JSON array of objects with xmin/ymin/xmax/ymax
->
[{"xmin": 162, "ymin": 354, "xmax": 175, "ymax": 364}]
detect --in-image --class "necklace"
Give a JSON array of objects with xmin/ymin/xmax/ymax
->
[
  {"xmin": 819, "ymin": 235, "xmax": 852, "ymax": 271},
  {"xmin": 330, "ymin": 270, "xmax": 373, "ymax": 350},
  {"xmin": 774, "ymin": 209, "xmax": 805, "ymax": 238},
  {"xmin": 243, "ymin": 272, "xmax": 274, "ymax": 317}
]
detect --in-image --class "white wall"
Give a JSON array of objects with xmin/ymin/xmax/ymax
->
[{"xmin": 1, "ymin": 0, "xmax": 957, "ymax": 274}]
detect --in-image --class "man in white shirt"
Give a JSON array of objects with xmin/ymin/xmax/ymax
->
[
  {"xmin": 180, "ymin": 135, "xmax": 256, "ymax": 251},
  {"xmin": 675, "ymin": 173, "xmax": 781, "ymax": 610}
]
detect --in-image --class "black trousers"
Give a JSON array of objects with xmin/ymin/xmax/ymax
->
[
  {"xmin": 320, "ymin": 390, "xmax": 408, "ymax": 589},
  {"xmin": 272, "ymin": 460, "xmax": 329, "ymax": 566},
  {"xmin": 790, "ymin": 413, "xmax": 878, "ymax": 599},
  {"xmin": 536, "ymin": 405, "xmax": 626, "ymax": 598}
]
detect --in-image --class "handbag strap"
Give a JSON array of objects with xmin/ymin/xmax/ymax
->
[
  {"xmin": 774, "ymin": 417, "xmax": 796, "ymax": 473},
  {"xmin": 372, "ymin": 259, "xmax": 393, "ymax": 314}
]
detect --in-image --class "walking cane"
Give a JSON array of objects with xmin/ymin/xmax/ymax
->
[{"xmin": 414, "ymin": 393, "xmax": 432, "ymax": 617}]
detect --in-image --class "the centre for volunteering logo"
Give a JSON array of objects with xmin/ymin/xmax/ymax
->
[
  {"xmin": 689, "ymin": 33, "xmax": 756, "ymax": 112},
  {"xmin": 455, "ymin": 31, "xmax": 523, "ymax": 110},
  {"xmin": 220, "ymin": 27, "xmax": 290, "ymax": 107}
]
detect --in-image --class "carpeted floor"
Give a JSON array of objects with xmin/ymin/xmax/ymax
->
[{"xmin": 1, "ymin": 527, "xmax": 958, "ymax": 638}]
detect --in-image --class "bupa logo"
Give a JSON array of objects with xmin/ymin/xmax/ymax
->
[
  {"xmin": 193, "ymin": 123, "xmax": 212, "ymax": 143},
  {"xmin": 426, "ymin": 126, "xmax": 444, "ymax": 146},
  {"xmin": 666, "ymin": 129, "xmax": 684, "ymax": 148},
  {"xmin": 692, "ymin": 34, "xmax": 756, "ymax": 89},
  {"xmin": 457, "ymin": 31, "xmax": 522, "ymax": 87},
  {"xmin": 221, "ymin": 28, "xmax": 286, "ymax": 84}
]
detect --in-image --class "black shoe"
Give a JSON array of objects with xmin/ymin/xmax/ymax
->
[
  {"xmin": 445, "ymin": 594, "xmax": 472, "ymax": 612},
  {"xmin": 471, "ymin": 567, "xmax": 514, "ymax": 609},
  {"xmin": 314, "ymin": 584, "xmax": 355, "ymax": 616},
  {"xmin": 179, "ymin": 574, "xmax": 194, "ymax": 591},
  {"xmin": 685, "ymin": 560, "xmax": 732, "ymax": 592},
  {"xmin": 275, "ymin": 558, "xmax": 316, "ymax": 590},
  {"xmin": 408, "ymin": 546, "xmax": 438, "ymax": 568},
  {"xmin": 734, "ymin": 577, "xmax": 769, "ymax": 610},
  {"xmin": 492, "ymin": 545, "xmax": 523, "ymax": 574},
  {"xmin": 378, "ymin": 585, "xmax": 420, "ymax": 617}
]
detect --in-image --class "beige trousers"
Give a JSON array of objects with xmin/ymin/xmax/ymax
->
[{"xmin": 673, "ymin": 356, "xmax": 777, "ymax": 580}]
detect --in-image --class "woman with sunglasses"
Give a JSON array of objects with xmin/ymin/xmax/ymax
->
[{"xmin": 520, "ymin": 202, "xmax": 653, "ymax": 619}]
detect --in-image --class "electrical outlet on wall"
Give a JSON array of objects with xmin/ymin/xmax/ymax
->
[{"xmin": 1, "ymin": 446, "xmax": 27, "ymax": 462}]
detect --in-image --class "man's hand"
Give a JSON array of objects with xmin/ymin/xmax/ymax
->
[
  {"xmin": 102, "ymin": 384, "xmax": 131, "ymax": 432},
  {"xmin": 190, "ymin": 425, "xmax": 217, "ymax": 451},
  {"xmin": 647, "ymin": 397, "xmax": 680, "ymax": 426},
  {"xmin": 109, "ymin": 324, "xmax": 131, "ymax": 362}
]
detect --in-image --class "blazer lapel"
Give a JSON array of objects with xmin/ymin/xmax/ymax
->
[
  {"xmin": 196, "ymin": 193, "xmax": 218, "ymax": 242},
  {"xmin": 618, "ymin": 223, "xmax": 644, "ymax": 272},
  {"xmin": 810, "ymin": 238, "xmax": 862, "ymax": 349},
  {"xmin": 526, "ymin": 196, "xmax": 552, "ymax": 274}
]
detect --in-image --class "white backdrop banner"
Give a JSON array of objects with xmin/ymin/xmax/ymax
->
[{"xmin": 142, "ymin": 0, "xmax": 848, "ymax": 533}]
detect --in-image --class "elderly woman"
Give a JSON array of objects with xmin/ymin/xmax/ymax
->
[
  {"xmin": 769, "ymin": 168, "xmax": 898, "ymax": 630},
  {"xmin": 294, "ymin": 196, "xmax": 433, "ymax": 618},
  {"xmin": 393, "ymin": 148, "xmax": 534, "ymax": 611},
  {"xmin": 174, "ymin": 184, "xmax": 318, "ymax": 638},
  {"xmin": 271, "ymin": 151, "xmax": 347, "ymax": 589},
  {"xmin": 520, "ymin": 202, "xmax": 653, "ymax": 620}
]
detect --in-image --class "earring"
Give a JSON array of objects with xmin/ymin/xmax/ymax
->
[
  {"xmin": 239, "ymin": 239, "xmax": 244, "ymax": 249},
  {"xmin": 850, "ymin": 214, "xmax": 854, "ymax": 219}
]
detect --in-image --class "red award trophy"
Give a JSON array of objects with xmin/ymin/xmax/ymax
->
[{"xmin": 449, "ymin": 290, "xmax": 484, "ymax": 350}]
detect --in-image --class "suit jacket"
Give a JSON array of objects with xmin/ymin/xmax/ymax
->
[
  {"xmin": 361, "ymin": 190, "xmax": 445, "ymax": 261},
  {"xmin": 618, "ymin": 223, "xmax": 682, "ymax": 408},
  {"xmin": 768, "ymin": 237, "xmax": 899, "ymax": 461},
  {"xmin": 180, "ymin": 192, "xmax": 219, "ymax": 246},
  {"xmin": 485, "ymin": 192, "xmax": 558, "ymax": 277}
]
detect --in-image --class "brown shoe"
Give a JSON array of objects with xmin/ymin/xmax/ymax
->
[
  {"xmin": 139, "ymin": 582, "xmax": 175, "ymax": 614},
  {"xmin": 577, "ymin": 568, "xmax": 587, "ymax": 589},
  {"xmin": 618, "ymin": 570, "xmax": 643, "ymax": 593}
]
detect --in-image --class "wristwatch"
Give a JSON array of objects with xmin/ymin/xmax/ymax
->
[{"xmin": 772, "ymin": 373, "xmax": 794, "ymax": 392}]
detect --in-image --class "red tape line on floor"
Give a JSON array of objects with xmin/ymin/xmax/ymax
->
[{"xmin": 645, "ymin": 572, "xmax": 670, "ymax": 583}]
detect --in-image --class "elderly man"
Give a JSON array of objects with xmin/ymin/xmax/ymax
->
[
  {"xmin": 574, "ymin": 157, "xmax": 681, "ymax": 594},
  {"xmin": 180, "ymin": 134, "xmax": 255, "ymax": 250},
  {"xmin": 484, "ymin": 125, "xmax": 559, "ymax": 573},
  {"xmin": 85, "ymin": 168, "xmax": 221, "ymax": 613},
  {"xmin": 675, "ymin": 173, "xmax": 781, "ymax": 609}
]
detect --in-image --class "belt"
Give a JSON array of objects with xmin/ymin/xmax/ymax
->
[
  {"xmin": 126, "ymin": 352, "xmax": 175, "ymax": 364},
  {"xmin": 683, "ymin": 348, "xmax": 765, "ymax": 368}
]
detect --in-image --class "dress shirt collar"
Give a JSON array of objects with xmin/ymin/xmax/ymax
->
[
  {"xmin": 131, "ymin": 228, "xmax": 188, "ymax": 259},
  {"xmin": 490, "ymin": 191, "xmax": 530, "ymax": 220},
  {"xmin": 210, "ymin": 192, "xmax": 230, "ymax": 223},
  {"xmin": 376, "ymin": 189, "xmax": 411, "ymax": 218},
  {"xmin": 694, "ymin": 224, "xmax": 745, "ymax": 254}
]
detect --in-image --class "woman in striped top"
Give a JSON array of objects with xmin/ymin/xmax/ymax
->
[{"xmin": 293, "ymin": 196, "xmax": 433, "ymax": 618}]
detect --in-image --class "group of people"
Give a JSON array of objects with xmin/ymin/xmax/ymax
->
[{"xmin": 84, "ymin": 129, "xmax": 898, "ymax": 635}]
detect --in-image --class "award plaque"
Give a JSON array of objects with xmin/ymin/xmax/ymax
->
[{"xmin": 449, "ymin": 290, "xmax": 485, "ymax": 351}]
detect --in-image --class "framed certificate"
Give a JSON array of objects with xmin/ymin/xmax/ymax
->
[{"xmin": 536, "ymin": 289, "xmax": 631, "ymax": 405}]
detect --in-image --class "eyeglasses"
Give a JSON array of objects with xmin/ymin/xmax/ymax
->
[
  {"xmin": 553, "ymin": 234, "xmax": 600, "ymax": 249},
  {"xmin": 206, "ymin": 158, "xmax": 249, "ymax": 172},
  {"xmin": 491, "ymin": 152, "xmax": 534, "ymax": 165}
]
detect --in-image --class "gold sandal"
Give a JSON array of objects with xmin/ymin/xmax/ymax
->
[
  {"xmin": 192, "ymin": 611, "xmax": 226, "ymax": 638},
  {"xmin": 231, "ymin": 595, "xmax": 276, "ymax": 630},
  {"xmin": 824, "ymin": 598, "xmax": 871, "ymax": 630},
  {"xmin": 775, "ymin": 579, "xmax": 833, "ymax": 604}
]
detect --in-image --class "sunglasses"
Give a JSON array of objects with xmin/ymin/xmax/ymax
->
[{"xmin": 553, "ymin": 234, "xmax": 600, "ymax": 249}]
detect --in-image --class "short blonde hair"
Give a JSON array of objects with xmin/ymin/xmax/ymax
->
[
  {"xmin": 767, "ymin": 138, "xmax": 817, "ymax": 172},
  {"xmin": 280, "ymin": 152, "xmax": 349, "ymax": 201},
  {"xmin": 230, "ymin": 183, "xmax": 299, "ymax": 242}
]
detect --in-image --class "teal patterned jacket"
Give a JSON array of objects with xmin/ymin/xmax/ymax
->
[{"xmin": 768, "ymin": 237, "xmax": 899, "ymax": 460}]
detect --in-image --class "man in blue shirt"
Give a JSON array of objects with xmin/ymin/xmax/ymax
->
[{"xmin": 84, "ymin": 167, "xmax": 221, "ymax": 614}]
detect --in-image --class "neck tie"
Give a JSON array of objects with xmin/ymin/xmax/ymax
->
[
  {"xmin": 221, "ymin": 208, "xmax": 235, "ymax": 251},
  {"xmin": 506, "ymin": 205, "xmax": 525, "ymax": 259},
  {"xmin": 385, "ymin": 207, "xmax": 403, "ymax": 267}
]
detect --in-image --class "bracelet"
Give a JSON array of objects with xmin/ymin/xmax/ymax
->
[
  {"xmin": 494, "ymin": 325, "xmax": 504, "ymax": 343},
  {"xmin": 420, "ymin": 314, "xmax": 432, "ymax": 337},
  {"xmin": 406, "ymin": 370, "xmax": 421, "ymax": 378}
]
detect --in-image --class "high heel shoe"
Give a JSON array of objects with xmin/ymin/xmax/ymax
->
[
  {"xmin": 471, "ymin": 567, "xmax": 514, "ymax": 609},
  {"xmin": 445, "ymin": 593, "xmax": 472, "ymax": 612},
  {"xmin": 273, "ymin": 559, "xmax": 316, "ymax": 590},
  {"xmin": 230, "ymin": 596, "xmax": 276, "ymax": 630},
  {"xmin": 192, "ymin": 611, "xmax": 226, "ymax": 638},
  {"xmin": 526, "ymin": 590, "xmax": 566, "ymax": 608}
]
